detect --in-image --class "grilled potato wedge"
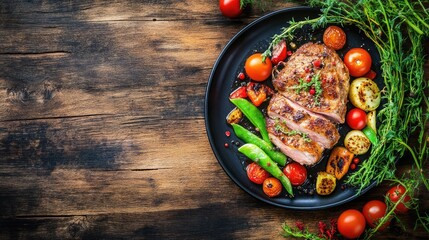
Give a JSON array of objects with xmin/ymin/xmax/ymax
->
[
  {"xmin": 344, "ymin": 130, "xmax": 371, "ymax": 155},
  {"xmin": 316, "ymin": 171, "xmax": 336, "ymax": 195},
  {"xmin": 226, "ymin": 107, "xmax": 243, "ymax": 124},
  {"xmin": 349, "ymin": 77, "xmax": 381, "ymax": 111},
  {"xmin": 326, "ymin": 146, "xmax": 354, "ymax": 180}
]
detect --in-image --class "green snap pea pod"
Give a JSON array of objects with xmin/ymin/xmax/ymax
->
[
  {"xmin": 232, "ymin": 123, "xmax": 286, "ymax": 166},
  {"xmin": 238, "ymin": 143, "xmax": 293, "ymax": 196},
  {"xmin": 362, "ymin": 126, "xmax": 379, "ymax": 146},
  {"xmin": 230, "ymin": 98, "xmax": 272, "ymax": 147}
]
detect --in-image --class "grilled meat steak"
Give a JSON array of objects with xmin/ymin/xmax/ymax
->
[
  {"xmin": 266, "ymin": 118, "xmax": 324, "ymax": 166},
  {"xmin": 272, "ymin": 42, "xmax": 350, "ymax": 123},
  {"xmin": 267, "ymin": 94, "xmax": 340, "ymax": 149},
  {"xmin": 265, "ymin": 42, "xmax": 350, "ymax": 165}
]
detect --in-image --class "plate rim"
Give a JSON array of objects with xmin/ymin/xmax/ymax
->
[{"xmin": 204, "ymin": 6, "xmax": 377, "ymax": 210}]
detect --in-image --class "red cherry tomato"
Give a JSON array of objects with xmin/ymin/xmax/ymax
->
[
  {"xmin": 362, "ymin": 200, "xmax": 390, "ymax": 230},
  {"xmin": 262, "ymin": 177, "xmax": 282, "ymax": 197},
  {"xmin": 229, "ymin": 86, "xmax": 247, "ymax": 99},
  {"xmin": 246, "ymin": 162, "xmax": 269, "ymax": 184},
  {"xmin": 387, "ymin": 185, "xmax": 411, "ymax": 214},
  {"xmin": 271, "ymin": 40, "xmax": 287, "ymax": 65},
  {"xmin": 282, "ymin": 162, "xmax": 307, "ymax": 186},
  {"xmin": 346, "ymin": 108, "xmax": 367, "ymax": 130},
  {"xmin": 337, "ymin": 209, "xmax": 366, "ymax": 239},
  {"xmin": 244, "ymin": 53, "xmax": 273, "ymax": 82},
  {"xmin": 344, "ymin": 48, "xmax": 372, "ymax": 77},
  {"xmin": 323, "ymin": 25, "xmax": 347, "ymax": 50},
  {"xmin": 219, "ymin": 0, "xmax": 242, "ymax": 18},
  {"xmin": 364, "ymin": 69, "xmax": 377, "ymax": 80}
]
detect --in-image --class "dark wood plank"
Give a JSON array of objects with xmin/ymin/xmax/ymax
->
[
  {"xmin": 0, "ymin": 0, "xmax": 290, "ymax": 23},
  {"xmin": 0, "ymin": 119, "xmax": 428, "ymax": 238},
  {"xmin": 0, "ymin": 22, "xmax": 222, "ymax": 121},
  {"xmin": 1, "ymin": 188, "xmax": 428, "ymax": 240}
]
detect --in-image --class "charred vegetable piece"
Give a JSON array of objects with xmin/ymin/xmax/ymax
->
[
  {"xmin": 246, "ymin": 82, "xmax": 274, "ymax": 107},
  {"xmin": 232, "ymin": 124, "xmax": 286, "ymax": 166},
  {"xmin": 238, "ymin": 143, "xmax": 293, "ymax": 196},
  {"xmin": 226, "ymin": 107, "xmax": 242, "ymax": 124},
  {"xmin": 344, "ymin": 130, "xmax": 371, "ymax": 155},
  {"xmin": 316, "ymin": 171, "xmax": 337, "ymax": 195},
  {"xmin": 326, "ymin": 146, "xmax": 354, "ymax": 180},
  {"xmin": 230, "ymin": 98, "xmax": 272, "ymax": 146},
  {"xmin": 349, "ymin": 77, "xmax": 381, "ymax": 111}
]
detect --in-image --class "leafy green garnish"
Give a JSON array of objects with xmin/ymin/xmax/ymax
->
[
  {"xmin": 264, "ymin": 0, "xmax": 429, "ymax": 193},
  {"xmin": 240, "ymin": 0, "xmax": 273, "ymax": 11},
  {"xmin": 287, "ymin": 73, "xmax": 322, "ymax": 105},
  {"xmin": 274, "ymin": 123, "xmax": 312, "ymax": 142},
  {"xmin": 258, "ymin": 0, "xmax": 429, "ymax": 237}
]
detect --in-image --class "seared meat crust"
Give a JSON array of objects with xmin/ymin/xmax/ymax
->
[
  {"xmin": 266, "ymin": 118, "xmax": 324, "ymax": 166},
  {"xmin": 272, "ymin": 42, "xmax": 350, "ymax": 123},
  {"xmin": 266, "ymin": 43, "xmax": 350, "ymax": 165},
  {"xmin": 267, "ymin": 94, "xmax": 340, "ymax": 149}
]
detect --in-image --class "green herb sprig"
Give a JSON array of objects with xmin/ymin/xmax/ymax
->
[
  {"xmin": 262, "ymin": 17, "xmax": 320, "ymax": 60},
  {"xmin": 241, "ymin": 0, "xmax": 273, "ymax": 11},
  {"xmin": 259, "ymin": 0, "xmax": 429, "ymax": 238},
  {"xmin": 275, "ymin": 123, "xmax": 312, "ymax": 142},
  {"xmin": 287, "ymin": 73, "xmax": 322, "ymax": 105},
  {"xmin": 263, "ymin": 0, "xmax": 429, "ymax": 192},
  {"xmin": 281, "ymin": 223, "xmax": 325, "ymax": 240}
]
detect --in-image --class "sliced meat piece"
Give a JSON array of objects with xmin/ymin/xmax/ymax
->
[
  {"xmin": 266, "ymin": 118, "xmax": 324, "ymax": 166},
  {"xmin": 272, "ymin": 42, "xmax": 350, "ymax": 123},
  {"xmin": 267, "ymin": 94, "xmax": 340, "ymax": 149}
]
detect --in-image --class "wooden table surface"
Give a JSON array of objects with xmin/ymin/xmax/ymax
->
[{"xmin": 1, "ymin": 1, "xmax": 428, "ymax": 239}]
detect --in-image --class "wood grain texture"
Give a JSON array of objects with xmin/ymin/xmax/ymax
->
[{"xmin": 1, "ymin": 0, "xmax": 428, "ymax": 239}]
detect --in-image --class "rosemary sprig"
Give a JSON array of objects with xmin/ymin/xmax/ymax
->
[{"xmin": 262, "ymin": 17, "xmax": 320, "ymax": 60}]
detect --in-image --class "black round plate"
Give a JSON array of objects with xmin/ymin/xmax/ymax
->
[{"xmin": 205, "ymin": 6, "xmax": 380, "ymax": 210}]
